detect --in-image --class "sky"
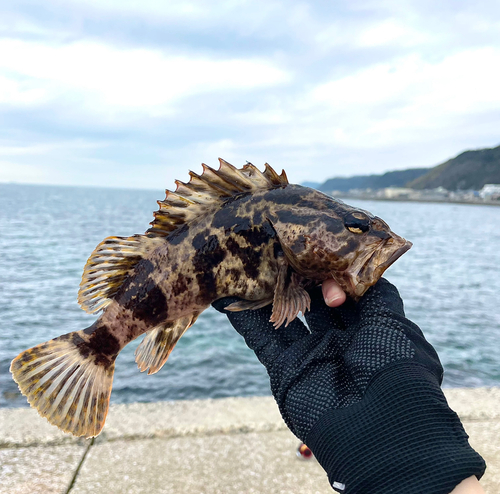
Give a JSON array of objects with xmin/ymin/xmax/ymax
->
[{"xmin": 1, "ymin": 0, "xmax": 500, "ymax": 189}]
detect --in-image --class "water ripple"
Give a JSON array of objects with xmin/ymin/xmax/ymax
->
[{"xmin": 1, "ymin": 185, "xmax": 499, "ymax": 408}]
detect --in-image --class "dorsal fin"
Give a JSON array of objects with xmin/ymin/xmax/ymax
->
[
  {"xmin": 79, "ymin": 160, "xmax": 288, "ymax": 313},
  {"xmin": 147, "ymin": 159, "xmax": 288, "ymax": 237}
]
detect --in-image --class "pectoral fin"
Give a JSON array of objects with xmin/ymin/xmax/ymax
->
[
  {"xmin": 135, "ymin": 314, "xmax": 198, "ymax": 375},
  {"xmin": 267, "ymin": 214, "xmax": 312, "ymax": 276},
  {"xmin": 270, "ymin": 259, "xmax": 311, "ymax": 328}
]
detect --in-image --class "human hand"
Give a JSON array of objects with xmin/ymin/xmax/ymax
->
[
  {"xmin": 212, "ymin": 279, "xmax": 485, "ymax": 493},
  {"xmin": 321, "ymin": 278, "xmax": 346, "ymax": 307}
]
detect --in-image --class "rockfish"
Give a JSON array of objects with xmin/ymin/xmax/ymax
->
[{"xmin": 10, "ymin": 159, "xmax": 411, "ymax": 438}]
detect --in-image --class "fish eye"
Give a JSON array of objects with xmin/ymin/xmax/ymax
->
[{"xmin": 344, "ymin": 212, "xmax": 370, "ymax": 234}]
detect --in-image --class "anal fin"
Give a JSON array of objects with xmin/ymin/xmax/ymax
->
[
  {"xmin": 270, "ymin": 261, "xmax": 311, "ymax": 329},
  {"xmin": 135, "ymin": 314, "xmax": 198, "ymax": 375}
]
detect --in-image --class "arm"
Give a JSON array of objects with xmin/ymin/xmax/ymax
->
[
  {"xmin": 213, "ymin": 279, "xmax": 486, "ymax": 494},
  {"xmin": 322, "ymin": 280, "xmax": 486, "ymax": 494}
]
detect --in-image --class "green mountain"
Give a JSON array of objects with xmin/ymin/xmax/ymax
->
[
  {"xmin": 317, "ymin": 168, "xmax": 429, "ymax": 193},
  {"xmin": 407, "ymin": 145, "xmax": 500, "ymax": 190},
  {"xmin": 312, "ymin": 144, "xmax": 500, "ymax": 193}
]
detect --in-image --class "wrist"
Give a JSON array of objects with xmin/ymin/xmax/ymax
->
[
  {"xmin": 306, "ymin": 362, "xmax": 485, "ymax": 494},
  {"xmin": 450, "ymin": 476, "xmax": 485, "ymax": 494}
]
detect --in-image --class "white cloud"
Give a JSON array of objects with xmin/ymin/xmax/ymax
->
[
  {"xmin": 0, "ymin": 140, "xmax": 107, "ymax": 156},
  {"xmin": 314, "ymin": 16, "xmax": 432, "ymax": 52},
  {"xmin": 0, "ymin": 161, "xmax": 47, "ymax": 183},
  {"xmin": 1, "ymin": 0, "xmax": 500, "ymax": 186},
  {"xmin": 0, "ymin": 39, "xmax": 290, "ymax": 118},
  {"xmin": 305, "ymin": 48, "xmax": 500, "ymax": 147},
  {"xmin": 63, "ymin": 0, "xmax": 209, "ymax": 19},
  {"xmin": 41, "ymin": 0, "xmax": 292, "ymax": 41},
  {"xmin": 0, "ymin": 75, "xmax": 49, "ymax": 106},
  {"xmin": 356, "ymin": 18, "xmax": 431, "ymax": 47}
]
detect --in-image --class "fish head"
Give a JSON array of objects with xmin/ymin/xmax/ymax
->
[{"xmin": 269, "ymin": 190, "xmax": 412, "ymax": 298}]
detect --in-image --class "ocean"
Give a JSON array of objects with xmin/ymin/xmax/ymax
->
[{"xmin": 1, "ymin": 183, "xmax": 499, "ymax": 409}]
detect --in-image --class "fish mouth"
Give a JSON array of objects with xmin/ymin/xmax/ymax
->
[
  {"xmin": 374, "ymin": 239, "xmax": 412, "ymax": 278},
  {"xmin": 348, "ymin": 237, "xmax": 412, "ymax": 298}
]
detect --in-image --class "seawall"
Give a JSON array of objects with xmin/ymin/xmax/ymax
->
[{"xmin": 1, "ymin": 388, "xmax": 499, "ymax": 493}]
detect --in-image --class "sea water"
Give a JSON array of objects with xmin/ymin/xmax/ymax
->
[{"xmin": 1, "ymin": 183, "xmax": 499, "ymax": 408}]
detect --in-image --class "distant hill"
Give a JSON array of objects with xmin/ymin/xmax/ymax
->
[
  {"xmin": 311, "ymin": 144, "xmax": 500, "ymax": 193},
  {"xmin": 317, "ymin": 168, "xmax": 429, "ymax": 193},
  {"xmin": 301, "ymin": 181, "xmax": 321, "ymax": 189},
  {"xmin": 407, "ymin": 145, "xmax": 500, "ymax": 190}
]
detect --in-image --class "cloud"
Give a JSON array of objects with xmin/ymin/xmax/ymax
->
[
  {"xmin": 0, "ymin": 0, "xmax": 500, "ymax": 187},
  {"xmin": 0, "ymin": 39, "xmax": 290, "ymax": 120},
  {"xmin": 257, "ymin": 47, "xmax": 500, "ymax": 155},
  {"xmin": 0, "ymin": 161, "xmax": 46, "ymax": 182},
  {"xmin": 0, "ymin": 140, "xmax": 106, "ymax": 157},
  {"xmin": 356, "ymin": 18, "xmax": 432, "ymax": 47},
  {"xmin": 0, "ymin": 75, "xmax": 49, "ymax": 106}
]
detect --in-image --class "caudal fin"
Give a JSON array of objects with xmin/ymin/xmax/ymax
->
[{"xmin": 10, "ymin": 333, "xmax": 115, "ymax": 438}]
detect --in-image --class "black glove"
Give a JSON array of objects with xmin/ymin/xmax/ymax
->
[{"xmin": 212, "ymin": 278, "xmax": 486, "ymax": 494}]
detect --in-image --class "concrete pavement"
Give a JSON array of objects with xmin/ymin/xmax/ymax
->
[{"xmin": 1, "ymin": 389, "xmax": 499, "ymax": 493}]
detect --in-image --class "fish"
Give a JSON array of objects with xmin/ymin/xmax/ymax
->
[{"xmin": 10, "ymin": 159, "xmax": 412, "ymax": 438}]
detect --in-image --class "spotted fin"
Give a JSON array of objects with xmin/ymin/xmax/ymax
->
[
  {"xmin": 224, "ymin": 298, "xmax": 273, "ymax": 312},
  {"xmin": 135, "ymin": 314, "xmax": 199, "ymax": 375},
  {"xmin": 270, "ymin": 261, "xmax": 311, "ymax": 328},
  {"xmin": 78, "ymin": 235, "xmax": 164, "ymax": 314},
  {"xmin": 147, "ymin": 159, "xmax": 288, "ymax": 237},
  {"xmin": 10, "ymin": 332, "xmax": 116, "ymax": 438}
]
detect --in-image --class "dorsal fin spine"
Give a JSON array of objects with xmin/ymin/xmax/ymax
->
[
  {"xmin": 159, "ymin": 191, "xmax": 193, "ymax": 208},
  {"xmin": 147, "ymin": 160, "xmax": 289, "ymax": 237},
  {"xmin": 192, "ymin": 169, "xmax": 234, "ymax": 196},
  {"xmin": 217, "ymin": 158, "xmax": 255, "ymax": 189},
  {"xmin": 263, "ymin": 163, "xmax": 282, "ymax": 185},
  {"xmin": 201, "ymin": 163, "xmax": 245, "ymax": 193}
]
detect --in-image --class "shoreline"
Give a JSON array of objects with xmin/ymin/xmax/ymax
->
[
  {"xmin": 333, "ymin": 194, "xmax": 500, "ymax": 207},
  {"xmin": 1, "ymin": 389, "xmax": 499, "ymax": 493}
]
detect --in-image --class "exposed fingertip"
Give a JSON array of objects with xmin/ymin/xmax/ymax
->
[
  {"xmin": 322, "ymin": 280, "xmax": 346, "ymax": 307},
  {"xmin": 326, "ymin": 293, "xmax": 346, "ymax": 307}
]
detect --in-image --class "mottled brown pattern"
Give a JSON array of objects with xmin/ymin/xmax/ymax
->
[
  {"xmin": 87, "ymin": 180, "xmax": 410, "ymax": 347},
  {"xmin": 10, "ymin": 160, "xmax": 411, "ymax": 439}
]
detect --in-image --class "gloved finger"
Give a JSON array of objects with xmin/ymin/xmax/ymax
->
[
  {"xmin": 311, "ymin": 279, "xmax": 403, "ymax": 341},
  {"xmin": 352, "ymin": 279, "xmax": 443, "ymax": 378},
  {"xmin": 306, "ymin": 278, "xmax": 404, "ymax": 337},
  {"xmin": 212, "ymin": 297, "xmax": 310, "ymax": 369},
  {"xmin": 357, "ymin": 278, "xmax": 405, "ymax": 317},
  {"xmin": 305, "ymin": 287, "xmax": 360, "ymax": 336}
]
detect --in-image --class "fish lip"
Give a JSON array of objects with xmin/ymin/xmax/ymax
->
[
  {"xmin": 375, "ymin": 239, "xmax": 412, "ymax": 275},
  {"xmin": 330, "ymin": 238, "xmax": 412, "ymax": 299},
  {"xmin": 349, "ymin": 238, "xmax": 412, "ymax": 297}
]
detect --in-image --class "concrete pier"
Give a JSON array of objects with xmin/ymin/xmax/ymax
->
[{"xmin": 1, "ymin": 388, "xmax": 499, "ymax": 493}]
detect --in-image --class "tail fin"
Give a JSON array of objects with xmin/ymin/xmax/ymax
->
[{"xmin": 10, "ymin": 332, "xmax": 115, "ymax": 438}]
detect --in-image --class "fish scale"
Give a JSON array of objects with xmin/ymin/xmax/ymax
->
[{"xmin": 10, "ymin": 159, "xmax": 411, "ymax": 438}]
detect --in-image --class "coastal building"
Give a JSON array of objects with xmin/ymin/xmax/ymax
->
[
  {"xmin": 377, "ymin": 187, "xmax": 414, "ymax": 199},
  {"xmin": 479, "ymin": 184, "xmax": 500, "ymax": 200}
]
